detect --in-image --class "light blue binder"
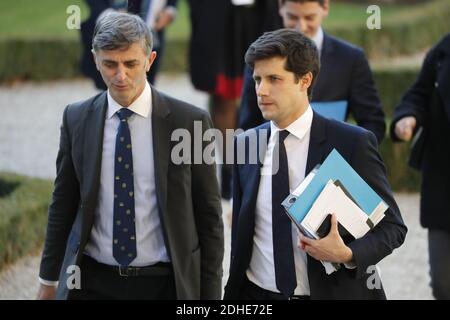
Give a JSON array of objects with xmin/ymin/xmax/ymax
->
[
  {"xmin": 311, "ymin": 100, "xmax": 348, "ymax": 121},
  {"xmin": 286, "ymin": 149, "xmax": 387, "ymax": 225}
]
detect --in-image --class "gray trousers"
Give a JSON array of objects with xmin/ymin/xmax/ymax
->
[{"xmin": 428, "ymin": 229, "xmax": 450, "ymax": 299}]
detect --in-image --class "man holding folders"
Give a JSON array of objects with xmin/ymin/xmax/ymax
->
[
  {"xmin": 224, "ymin": 29, "xmax": 407, "ymax": 300},
  {"xmin": 238, "ymin": 0, "xmax": 385, "ymax": 143}
]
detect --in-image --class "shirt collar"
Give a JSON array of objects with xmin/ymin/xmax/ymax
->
[
  {"xmin": 270, "ymin": 105, "xmax": 313, "ymax": 141},
  {"xmin": 312, "ymin": 27, "xmax": 324, "ymax": 54},
  {"xmin": 107, "ymin": 81, "xmax": 152, "ymax": 119}
]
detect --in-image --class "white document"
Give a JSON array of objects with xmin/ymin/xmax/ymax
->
[
  {"xmin": 291, "ymin": 166, "xmax": 319, "ymax": 197},
  {"xmin": 302, "ymin": 180, "xmax": 370, "ymax": 239},
  {"xmin": 231, "ymin": 0, "xmax": 254, "ymax": 5}
]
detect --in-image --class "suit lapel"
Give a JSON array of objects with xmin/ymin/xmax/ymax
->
[
  {"xmin": 306, "ymin": 112, "xmax": 327, "ymax": 175},
  {"xmin": 80, "ymin": 92, "xmax": 107, "ymax": 244},
  {"xmin": 82, "ymin": 92, "xmax": 107, "ymax": 208},
  {"xmin": 320, "ymin": 33, "xmax": 335, "ymax": 60},
  {"xmin": 314, "ymin": 33, "xmax": 335, "ymax": 100},
  {"xmin": 237, "ymin": 125, "xmax": 270, "ymax": 262},
  {"xmin": 246, "ymin": 124, "xmax": 271, "ymax": 209},
  {"xmin": 151, "ymin": 87, "xmax": 171, "ymax": 220}
]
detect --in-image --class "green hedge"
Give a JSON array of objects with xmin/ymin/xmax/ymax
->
[
  {"xmin": 0, "ymin": 38, "xmax": 81, "ymax": 82},
  {"xmin": 380, "ymin": 135, "xmax": 421, "ymax": 192},
  {"xmin": 366, "ymin": 67, "xmax": 422, "ymax": 192},
  {"xmin": 0, "ymin": 37, "xmax": 186, "ymax": 82},
  {"xmin": 374, "ymin": 67, "xmax": 419, "ymax": 119},
  {"xmin": 1, "ymin": 0, "xmax": 448, "ymax": 82},
  {"xmin": 330, "ymin": 0, "xmax": 450, "ymax": 59},
  {"xmin": 0, "ymin": 173, "xmax": 52, "ymax": 271}
]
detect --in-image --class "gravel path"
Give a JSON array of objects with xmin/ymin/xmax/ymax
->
[{"xmin": 0, "ymin": 76, "xmax": 433, "ymax": 299}]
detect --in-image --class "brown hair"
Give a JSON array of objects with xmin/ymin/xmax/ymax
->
[
  {"xmin": 280, "ymin": 0, "xmax": 326, "ymax": 6},
  {"xmin": 245, "ymin": 28, "xmax": 320, "ymax": 100}
]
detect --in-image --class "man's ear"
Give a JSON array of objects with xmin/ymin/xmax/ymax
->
[
  {"xmin": 322, "ymin": 0, "xmax": 330, "ymax": 17},
  {"xmin": 300, "ymin": 72, "xmax": 313, "ymax": 92},
  {"xmin": 92, "ymin": 49, "xmax": 100, "ymax": 71},
  {"xmin": 146, "ymin": 51, "xmax": 157, "ymax": 72}
]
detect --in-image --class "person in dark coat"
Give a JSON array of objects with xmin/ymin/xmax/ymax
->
[
  {"xmin": 80, "ymin": 0, "xmax": 127, "ymax": 90},
  {"xmin": 391, "ymin": 33, "xmax": 450, "ymax": 300}
]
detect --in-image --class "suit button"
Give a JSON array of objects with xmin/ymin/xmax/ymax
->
[{"xmin": 435, "ymin": 82, "xmax": 439, "ymax": 88}]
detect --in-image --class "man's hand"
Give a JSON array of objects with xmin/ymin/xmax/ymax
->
[
  {"xmin": 36, "ymin": 283, "xmax": 56, "ymax": 300},
  {"xmin": 154, "ymin": 8, "xmax": 176, "ymax": 31},
  {"xmin": 395, "ymin": 116, "xmax": 417, "ymax": 142},
  {"xmin": 298, "ymin": 214, "xmax": 353, "ymax": 263}
]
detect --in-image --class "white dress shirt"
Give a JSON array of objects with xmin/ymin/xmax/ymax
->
[
  {"xmin": 312, "ymin": 27, "xmax": 324, "ymax": 56},
  {"xmin": 84, "ymin": 81, "xmax": 169, "ymax": 266},
  {"xmin": 247, "ymin": 106, "xmax": 313, "ymax": 296}
]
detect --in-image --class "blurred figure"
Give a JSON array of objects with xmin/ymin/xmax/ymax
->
[
  {"xmin": 80, "ymin": 0, "xmax": 127, "ymax": 90},
  {"xmin": 391, "ymin": 33, "xmax": 450, "ymax": 300},
  {"xmin": 128, "ymin": 0, "xmax": 179, "ymax": 84},
  {"xmin": 239, "ymin": 0, "xmax": 385, "ymax": 144},
  {"xmin": 187, "ymin": 0, "xmax": 282, "ymax": 199}
]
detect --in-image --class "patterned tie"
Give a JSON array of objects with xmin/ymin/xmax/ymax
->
[
  {"xmin": 113, "ymin": 108, "xmax": 137, "ymax": 266},
  {"xmin": 272, "ymin": 130, "xmax": 297, "ymax": 298}
]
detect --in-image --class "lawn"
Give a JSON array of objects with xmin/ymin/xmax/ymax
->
[{"xmin": 0, "ymin": 0, "xmax": 407, "ymax": 41}]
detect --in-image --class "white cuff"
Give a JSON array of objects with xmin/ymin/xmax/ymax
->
[
  {"xmin": 39, "ymin": 277, "xmax": 58, "ymax": 287},
  {"xmin": 343, "ymin": 262, "xmax": 357, "ymax": 269}
]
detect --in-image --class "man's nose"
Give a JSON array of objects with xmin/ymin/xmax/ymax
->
[
  {"xmin": 256, "ymin": 81, "xmax": 268, "ymax": 96},
  {"xmin": 115, "ymin": 65, "xmax": 127, "ymax": 81},
  {"xmin": 296, "ymin": 19, "xmax": 308, "ymax": 33}
]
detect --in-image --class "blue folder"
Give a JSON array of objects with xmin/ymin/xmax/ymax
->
[
  {"xmin": 311, "ymin": 100, "xmax": 348, "ymax": 121},
  {"xmin": 286, "ymin": 149, "xmax": 387, "ymax": 226}
]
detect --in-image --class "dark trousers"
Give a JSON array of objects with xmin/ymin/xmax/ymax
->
[
  {"xmin": 428, "ymin": 229, "xmax": 450, "ymax": 300},
  {"xmin": 238, "ymin": 276, "xmax": 309, "ymax": 300},
  {"xmin": 68, "ymin": 255, "xmax": 176, "ymax": 300}
]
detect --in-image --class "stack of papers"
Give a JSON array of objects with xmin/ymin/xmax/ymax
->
[{"xmin": 282, "ymin": 149, "xmax": 388, "ymax": 274}]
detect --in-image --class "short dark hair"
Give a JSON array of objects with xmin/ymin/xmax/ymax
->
[
  {"xmin": 245, "ymin": 28, "xmax": 320, "ymax": 100},
  {"xmin": 92, "ymin": 11, "xmax": 153, "ymax": 55},
  {"xmin": 280, "ymin": 0, "xmax": 326, "ymax": 6}
]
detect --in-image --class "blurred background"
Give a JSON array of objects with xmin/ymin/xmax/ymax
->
[{"xmin": 0, "ymin": 0, "xmax": 449, "ymax": 299}]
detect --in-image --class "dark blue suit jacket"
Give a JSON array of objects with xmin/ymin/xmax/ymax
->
[
  {"xmin": 239, "ymin": 33, "xmax": 386, "ymax": 143},
  {"xmin": 225, "ymin": 113, "xmax": 406, "ymax": 299}
]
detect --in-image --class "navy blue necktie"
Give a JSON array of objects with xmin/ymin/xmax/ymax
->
[
  {"xmin": 272, "ymin": 130, "xmax": 297, "ymax": 298},
  {"xmin": 113, "ymin": 108, "xmax": 137, "ymax": 266}
]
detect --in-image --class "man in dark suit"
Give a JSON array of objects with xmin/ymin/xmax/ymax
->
[
  {"xmin": 128, "ymin": 0, "xmax": 179, "ymax": 84},
  {"xmin": 224, "ymin": 29, "xmax": 406, "ymax": 300},
  {"xmin": 239, "ymin": 0, "xmax": 385, "ymax": 143},
  {"xmin": 391, "ymin": 34, "xmax": 450, "ymax": 300},
  {"xmin": 37, "ymin": 12, "xmax": 223, "ymax": 300},
  {"xmin": 80, "ymin": 0, "xmax": 127, "ymax": 90}
]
